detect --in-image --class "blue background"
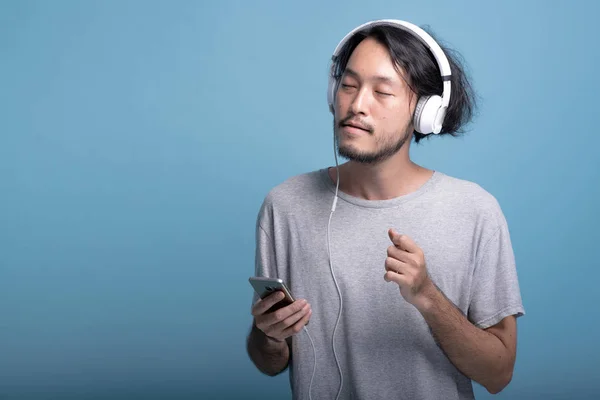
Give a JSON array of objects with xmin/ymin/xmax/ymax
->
[{"xmin": 1, "ymin": 0, "xmax": 598, "ymax": 399}]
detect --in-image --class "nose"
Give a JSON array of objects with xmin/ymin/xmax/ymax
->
[{"xmin": 349, "ymin": 87, "xmax": 369, "ymax": 115}]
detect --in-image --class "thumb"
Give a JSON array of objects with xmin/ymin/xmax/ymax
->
[{"xmin": 388, "ymin": 228, "xmax": 400, "ymax": 244}]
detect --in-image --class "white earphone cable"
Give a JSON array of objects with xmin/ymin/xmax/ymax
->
[
  {"xmin": 304, "ymin": 97, "xmax": 344, "ymax": 400},
  {"xmin": 303, "ymin": 132, "xmax": 341, "ymax": 400},
  {"xmin": 303, "ymin": 325, "xmax": 316, "ymax": 400},
  {"xmin": 328, "ymin": 132, "xmax": 343, "ymax": 400}
]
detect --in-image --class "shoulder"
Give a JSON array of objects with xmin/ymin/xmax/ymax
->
[
  {"xmin": 434, "ymin": 171, "xmax": 507, "ymax": 228},
  {"xmin": 258, "ymin": 168, "xmax": 327, "ymax": 217}
]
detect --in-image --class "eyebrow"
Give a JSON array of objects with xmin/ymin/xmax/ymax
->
[{"xmin": 343, "ymin": 67, "xmax": 397, "ymax": 85}]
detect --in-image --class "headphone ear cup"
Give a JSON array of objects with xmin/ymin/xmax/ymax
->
[
  {"xmin": 327, "ymin": 63, "xmax": 337, "ymax": 114},
  {"xmin": 413, "ymin": 95, "xmax": 442, "ymax": 134},
  {"xmin": 413, "ymin": 96, "xmax": 429, "ymax": 133},
  {"xmin": 328, "ymin": 78, "xmax": 337, "ymax": 114}
]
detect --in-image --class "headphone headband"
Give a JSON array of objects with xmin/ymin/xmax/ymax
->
[{"xmin": 328, "ymin": 19, "xmax": 452, "ymax": 134}]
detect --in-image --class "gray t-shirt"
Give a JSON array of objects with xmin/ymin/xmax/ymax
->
[{"xmin": 252, "ymin": 167, "xmax": 525, "ymax": 400}]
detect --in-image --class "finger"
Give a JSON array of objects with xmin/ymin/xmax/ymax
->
[
  {"xmin": 384, "ymin": 270, "xmax": 411, "ymax": 286},
  {"xmin": 388, "ymin": 228, "xmax": 409, "ymax": 250},
  {"xmin": 281, "ymin": 306, "xmax": 313, "ymax": 337},
  {"xmin": 251, "ymin": 291, "xmax": 284, "ymax": 316},
  {"xmin": 384, "ymin": 256, "xmax": 409, "ymax": 275},
  {"xmin": 251, "ymin": 291, "xmax": 286, "ymax": 316},
  {"xmin": 262, "ymin": 298, "xmax": 308, "ymax": 327},
  {"xmin": 388, "ymin": 229, "xmax": 420, "ymax": 254},
  {"xmin": 272, "ymin": 302, "xmax": 311, "ymax": 334},
  {"xmin": 387, "ymin": 244, "xmax": 413, "ymax": 264}
]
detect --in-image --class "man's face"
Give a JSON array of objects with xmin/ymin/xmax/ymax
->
[{"xmin": 333, "ymin": 37, "xmax": 416, "ymax": 164}]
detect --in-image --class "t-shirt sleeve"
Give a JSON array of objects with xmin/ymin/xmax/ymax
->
[
  {"xmin": 468, "ymin": 214, "xmax": 525, "ymax": 329},
  {"xmin": 250, "ymin": 213, "xmax": 278, "ymax": 306}
]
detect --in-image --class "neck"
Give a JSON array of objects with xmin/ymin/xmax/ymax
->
[{"xmin": 329, "ymin": 150, "xmax": 433, "ymax": 201}]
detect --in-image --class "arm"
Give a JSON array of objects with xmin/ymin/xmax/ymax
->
[
  {"xmin": 416, "ymin": 281, "xmax": 517, "ymax": 394},
  {"xmin": 384, "ymin": 229, "xmax": 519, "ymax": 394},
  {"xmin": 246, "ymin": 291, "xmax": 312, "ymax": 376},
  {"xmin": 248, "ymin": 213, "xmax": 291, "ymax": 376},
  {"xmin": 248, "ymin": 206, "xmax": 312, "ymax": 375},
  {"xmin": 246, "ymin": 319, "xmax": 291, "ymax": 376}
]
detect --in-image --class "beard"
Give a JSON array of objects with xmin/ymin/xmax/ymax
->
[{"xmin": 334, "ymin": 119, "xmax": 411, "ymax": 165}]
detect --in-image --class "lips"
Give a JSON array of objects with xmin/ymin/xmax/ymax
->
[{"xmin": 342, "ymin": 122, "xmax": 370, "ymax": 132}]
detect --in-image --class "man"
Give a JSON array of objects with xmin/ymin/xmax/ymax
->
[{"xmin": 246, "ymin": 20, "xmax": 525, "ymax": 400}]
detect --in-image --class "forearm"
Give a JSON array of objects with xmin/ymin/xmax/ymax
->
[
  {"xmin": 416, "ymin": 282, "xmax": 513, "ymax": 394},
  {"xmin": 246, "ymin": 320, "xmax": 290, "ymax": 376}
]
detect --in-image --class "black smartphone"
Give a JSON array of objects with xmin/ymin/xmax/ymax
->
[{"xmin": 249, "ymin": 276, "xmax": 295, "ymax": 312}]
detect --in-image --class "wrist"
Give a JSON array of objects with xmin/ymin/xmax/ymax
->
[
  {"xmin": 413, "ymin": 277, "xmax": 437, "ymax": 313},
  {"xmin": 253, "ymin": 322, "xmax": 286, "ymax": 346},
  {"xmin": 265, "ymin": 334, "xmax": 286, "ymax": 344}
]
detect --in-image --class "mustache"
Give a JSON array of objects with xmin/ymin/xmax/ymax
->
[{"xmin": 338, "ymin": 114, "xmax": 373, "ymax": 133}]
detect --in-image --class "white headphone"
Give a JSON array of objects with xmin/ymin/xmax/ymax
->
[{"xmin": 327, "ymin": 19, "xmax": 452, "ymax": 135}]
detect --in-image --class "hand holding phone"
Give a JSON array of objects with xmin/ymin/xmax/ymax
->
[{"xmin": 249, "ymin": 277, "xmax": 312, "ymax": 342}]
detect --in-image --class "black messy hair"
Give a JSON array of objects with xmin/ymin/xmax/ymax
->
[{"xmin": 331, "ymin": 24, "xmax": 478, "ymax": 143}]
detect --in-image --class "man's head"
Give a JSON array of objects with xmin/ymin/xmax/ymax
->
[{"xmin": 330, "ymin": 23, "xmax": 477, "ymax": 164}]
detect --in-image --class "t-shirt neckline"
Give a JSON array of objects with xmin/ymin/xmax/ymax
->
[{"xmin": 318, "ymin": 166, "xmax": 444, "ymax": 209}]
